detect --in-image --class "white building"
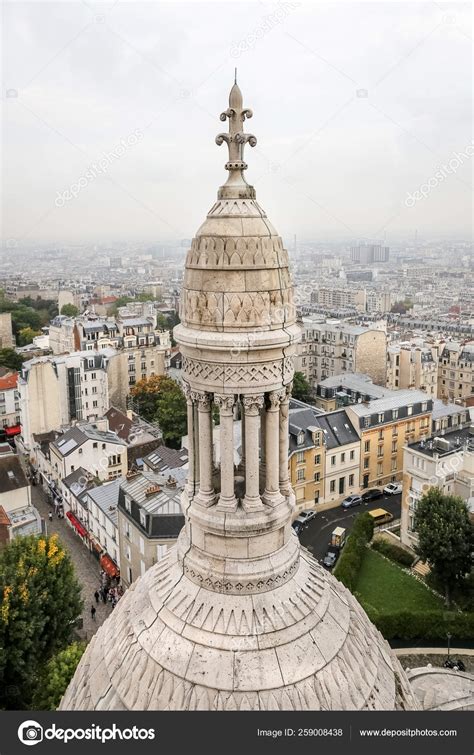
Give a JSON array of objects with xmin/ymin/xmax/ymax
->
[
  {"xmin": 87, "ymin": 478, "xmax": 121, "ymax": 575},
  {"xmin": 49, "ymin": 424, "xmax": 127, "ymax": 483}
]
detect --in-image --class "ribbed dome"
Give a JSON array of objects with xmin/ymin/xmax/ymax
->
[{"xmin": 60, "ymin": 547, "xmax": 418, "ymax": 711}]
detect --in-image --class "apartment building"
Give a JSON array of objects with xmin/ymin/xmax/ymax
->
[
  {"xmin": 49, "ymin": 424, "xmax": 127, "ymax": 482},
  {"xmin": 350, "ymin": 243, "xmax": 389, "ymax": 264},
  {"xmin": 0, "ymin": 372, "xmax": 21, "ymax": 436},
  {"xmin": 437, "ymin": 341, "xmax": 474, "ymax": 403},
  {"xmin": 288, "ymin": 403, "xmax": 326, "ymax": 511},
  {"xmin": 312, "ymin": 287, "xmax": 366, "ymax": 312},
  {"xmin": 118, "ymin": 471, "xmax": 185, "ymax": 586},
  {"xmin": 401, "ymin": 424, "xmax": 474, "ymax": 548},
  {"xmin": 87, "ymin": 479, "xmax": 121, "ymax": 577},
  {"xmin": 288, "ymin": 401, "xmax": 360, "ymax": 510},
  {"xmin": 386, "ymin": 342, "xmax": 438, "ymax": 396},
  {"xmin": 48, "ymin": 313, "xmax": 170, "ymax": 410},
  {"xmin": 19, "ymin": 351, "xmax": 114, "ymax": 448},
  {"xmin": 295, "ymin": 317, "xmax": 386, "ymax": 388},
  {"xmin": 346, "ymin": 390, "xmax": 433, "ymax": 489},
  {"xmin": 314, "ymin": 373, "xmax": 390, "ymax": 412},
  {"xmin": 0, "ymin": 445, "xmax": 40, "ymax": 541}
]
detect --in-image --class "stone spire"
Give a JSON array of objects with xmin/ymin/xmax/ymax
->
[
  {"xmin": 215, "ymin": 76, "xmax": 257, "ymax": 199},
  {"xmin": 59, "ymin": 80, "xmax": 420, "ymax": 713}
]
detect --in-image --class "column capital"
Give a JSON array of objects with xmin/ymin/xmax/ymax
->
[
  {"xmin": 214, "ymin": 394, "xmax": 235, "ymax": 414},
  {"xmin": 242, "ymin": 394, "xmax": 264, "ymax": 416},
  {"xmin": 191, "ymin": 390, "xmax": 212, "ymax": 410},
  {"xmin": 267, "ymin": 388, "xmax": 286, "ymax": 410},
  {"xmin": 182, "ymin": 381, "xmax": 192, "ymax": 401}
]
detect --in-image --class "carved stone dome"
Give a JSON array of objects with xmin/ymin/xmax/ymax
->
[{"xmin": 60, "ymin": 80, "xmax": 419, "ymax": 712}]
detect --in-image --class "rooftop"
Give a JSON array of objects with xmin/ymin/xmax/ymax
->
[
  {"xmin": 0, "ymin": 372, "xmax": 18, "ymax": 390},
  {"xmin": 120, "ymin": 470, "xmax": 182, "ymax": 515},
  {"xmin": 87, "ymin": 478, "xmax": 121, "ymax": 526},
  {"xmin": 408, "ymin": 425, "xmax": 474, "ymax": 458},
  {"xmin": 318, "ymin": 372, "xmax": 391, "ymax": 399},
  {"xmin": 348, "ymin": 389, "xmax": 431, "ymax": 417},
  {"xmin": 0, "ymin": 454, "xmax": 29, "ymax": 493}
]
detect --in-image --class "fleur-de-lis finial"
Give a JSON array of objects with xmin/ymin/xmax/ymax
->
[{"xmin": 215, "ymin": 78, "xmax": 257, "ymax": 199}]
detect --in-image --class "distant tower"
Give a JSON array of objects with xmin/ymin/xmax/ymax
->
[{"xmin": 60, "ymin": 81, "xmax": 418, "ymax": 711}]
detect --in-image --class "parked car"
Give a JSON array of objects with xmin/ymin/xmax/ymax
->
[
  {"xmin": 368, "ymin": 508, "xmax": 394, "ymax": 526},
  {"xmin": 361, "ymin": 488, "xmax": 383, "ymax": 502},
  {"xmin": 292, "ymin": 520, "xmax": 304, "ymax": 536},
  {"xmin": 294, "ymin": 510, "xmax": 317, "ymax": 526},
  {"xmin": 322, "ymin": 550, "xmax": 339, "ymax": 569},
  {"xmin": 341, "ymin": 494, "xmax": 362, "ymax": 509},
  {"xmin": 383, "ymin": 482, "xmax": 402, "ymax": 495}
]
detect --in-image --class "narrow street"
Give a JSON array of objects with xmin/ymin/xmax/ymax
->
[
  {"xmin": 22, "ymin": 458, "xmax": 113, "ymax": 641},
  {"xmin": 299, "ymin": 493, "xmax": 402, "ymax": 561}
]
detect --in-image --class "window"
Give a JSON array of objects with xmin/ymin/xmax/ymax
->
[
  {"xmin": 349, "ymin": 474, "xmax": 354, "ymax": 486},
  {"xmin": 139, "ymin": 510, "xmax": 146, "ymax": 528},
  {"xmin": 329, "ymin": 480, "xmax": 336, "ymax": 493},
  {"xmin": 341, "ymin": 452, "xmax": 345, "ymax": 463},
  {"xmin": 314, "ymin": 491, "xmax": 320, "ymax": 504},
  {"xmin": 314, "ymin": 472, "xmax": 320, "ymax": 482},
  {"xmin": 126, "ymin": 545, "xmax": 131, "ymax": 561},
  {"xmin": 125, "ymin": 496, "xmax": 131, "ymax": 513},
  {"xmin": 364, "ymin": 458, "xmax": 369, "ymax": 469},
  {"xmin": 364, "ymin": 417, "xmax": 371, "ymax": 427},
  {"xmin": 78, "ymin": 448, "xmax": 83, "ymax": 454},
  {"xmin": 331, "ymin": 455, "xmax": 336, "ymax": 466},
  {"xmin": 139, "ymin": 535, "xmax": 145, "ymax": 555},
  {"xmin": 392, "ymin": 409, "xmax": 399, "ymax": 419},
  {"xmin": 392, "ymin": 440, "xmax": 397, "ymax": 453},
  {"xmin": 377, "ymin": 462, "xmax": 383, "ymax": 476},
  {"xmin": 127, "ymin": 567, "xmax": 132, "ymax": 584},
  {"xmin": 391, "ymin": 459, "xmax": 397, "ymax": 472},
  {"xmin": 421, "ymin": 401, "xmax": 428, "ymax": 412},
  {"xmin": 157, "ymin": 544, "xmax": 167, "ymax": 561},
  {"xmin": 93, "ymin": 442, "xmax": 98, "ymax": 448},
  {"xmin": 407, "ymin": 405, "xmax": 413, "ymax": 416},
  {"xmin": 297, "ymin": 468, "xmax": 305, "ymax": 481},
  {"xmin": 364, "ymin": 440, "xmax": 370, "ymax": 453},
  {"xmin": 297, "ymin": 431, "xmax": 305, "ymax": 445},
  {"xmin": 93, "ymin": 400, "xmax": 98, "ymax": 408},
  {"xmin": 378, "ymin": 413, "xmax": 384, "ymax": 423},
  {"xmin": 350, "ymin": 450, "xmax": 355, "ymax": 460},
  {"xmin": 296, "ymin": 451, "xmax": 305, "ymax": 464},
  {"xmin": 314, "ymin": 454, "xmax": 321, "ymax": 465}
]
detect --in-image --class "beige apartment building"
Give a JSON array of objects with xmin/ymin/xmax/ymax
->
[
  {"xmin": 437, "ymin": 341, "xmax": 474, "ymax": 404},
  {"xmin": 118, "ymin": 470, "xmax": 185, "ymax": 586},
  {"xmin": 295, "ymin": 317, "xmax": 387, "ymax": 388},
  {"xmin": 386, "ymin": 342, "xmax": 438, "ymax": 397}
]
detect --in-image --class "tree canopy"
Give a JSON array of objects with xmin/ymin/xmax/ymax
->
[
  {"xmin": 60, "ymin": 303, "xmax": 79, "ymax": 317},
  {"xmin": 414, "ymin": 488, "xmax": 473, "ymax": 606},
  {"xmin": 0, "ymin": 348, "xmax": 23, "ymax": 372},
  {"xmin": 130, "ymin": 375, "xmax": 187, "ymax": 448},
  {"xmin": 0, "ymin": 534, "xmax": 83, "ymax": 709},
  {"xmin": 291, "ymin": 371, "xmax": 314, "ymax": 404},
  {"xmin": 32, "ymin": 641, "xmax": 86, "ymax": 710}
]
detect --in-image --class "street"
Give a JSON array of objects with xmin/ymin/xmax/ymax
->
[{"xmin": 299, "ymin": 493, "xmax": 402, "ymax": 561}]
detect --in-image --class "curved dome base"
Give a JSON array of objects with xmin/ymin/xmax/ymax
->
[{"xmin": 60, "ymin": 543, "xmax": 418, "ymax": 711}]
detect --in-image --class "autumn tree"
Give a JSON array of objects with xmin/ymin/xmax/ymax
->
[
  {"xmin": 0, "ymin": 534, "xmax": 83, "ymax": 709},
  {"xmin": 414, "ymin": 489, "xmax": 473, "ymax": 607}
]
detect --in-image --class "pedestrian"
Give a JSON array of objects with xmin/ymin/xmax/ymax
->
[
  {"xmin": 101, "ymin": 587, "xmax": 107, "ymax": 604},
  {"xmin": 91, "ymin": 605, "xmax": 96, "ymax": 620},
  {"xmin": 48, "ymin": 511, "xmax": 53, "ymax": 522},
  {"xmin": 94, "ymin": 590, "xmax": 100, "ymax": 604}
]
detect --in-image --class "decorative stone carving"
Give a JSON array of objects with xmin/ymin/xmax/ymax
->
[
  {"xmin": 242, "ymin": 394, "xmax": 264, "ymax": 416},
  {"xmin": 182, "ymin": 356, "xmax": 294, "ymax": 388}
]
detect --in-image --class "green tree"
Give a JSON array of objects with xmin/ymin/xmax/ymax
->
[
  {"xmin": 60, "ymin": 303, "xmax": 79, "ymax": 317},
  {"xmin": 17, "ymin": 327, "xmax": 41, "ymax": 346},
  {"xmin": 0, "ymin": 534, "xmax": 83, "ymax": 709},
  {"xmin": 130, "ymin": 375, "xmax": 187, "ymax": 448},
  {"xmin": 0, "ymin": 348, "xmax": 23, "ymax": 371},
  {"xmin": 32, "ymin": 642, "xmax": 85, "ymax": 710},
  {"xmin": 291, "ymin": 371, "xmax": 313, "ymax": 403},
  {"xmin": 414, "ymin": 489, "xmax": 473, "ymax": 607}
]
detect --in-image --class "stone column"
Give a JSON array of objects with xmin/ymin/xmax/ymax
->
[
  {"xmin": 242, "ymin": 394, "xmax": 265, "ymax": 511},
  {"xmin": 260, "ymin": 405, "xmax": 266, "ymax": 474},
  {"xmin": 214, "ymin": 394, "xmax": 237, "ymax": 511},
  {"xmin": 183, "ymin": 383, "xmax": 197, "ymax": 496},
  {"xmin": 264, "ymin": 389, "xmax": 285, "ymax": 505},
  {"xmin": 240, "ymin": 401, "xmax": 245, "ymax": 468},
  {"xmin": 279, "ymin": 385, "xmax": 291, "ymax": 496},
  {"xmin": 193, "ymin": 390, "xmax": 215, "ymax": 507}
]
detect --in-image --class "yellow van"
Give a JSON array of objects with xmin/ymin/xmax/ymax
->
[{"xmin": 368, "ymin": 508, "xmax": 394, "ymax": 526}]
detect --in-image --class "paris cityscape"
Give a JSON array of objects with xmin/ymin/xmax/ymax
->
[{"xmin": 0, "ymin": 1, "xmax": 473, "ymax": 751}]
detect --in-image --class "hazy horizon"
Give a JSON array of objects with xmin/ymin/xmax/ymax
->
[{"xmin": 3, "ymin": 1, "xmax": 473, "ymax": 246}]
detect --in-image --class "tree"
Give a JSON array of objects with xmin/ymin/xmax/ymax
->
[
  {"xmin": 0, "ymin": 534, "xmax": 83, "ymax": 709},
  {"xmin": 60, "ymin": 303, "xmax": 79, "ymax": 317},
  {"xmin": 32, "ymin": 642, "xmax": 85, "ymax": 710},
  {"xmin": 291, "ymin": 371, "xmax": 314, "ymax": 403},
  {"xmin": 130, "ymin": 375, "xmax": 187, "ymax": 448},
  {"xmin": 0, "ymin": 348, "xmax": 23, "ymax": 371},
  {"xmin": 414, "ymin": 489, "xmax": 473, "ymax": 607},
  {"xmin": 17, "ymin": 327, "xmax": 41, "ymax": 346}
]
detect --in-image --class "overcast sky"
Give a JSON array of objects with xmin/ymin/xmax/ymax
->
[{"xmin": 2, "ymin": 1, "xmax": 472, "ymax": 247}]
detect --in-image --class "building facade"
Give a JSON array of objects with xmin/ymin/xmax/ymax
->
[{"xmin": 437, "ymin": 341, "xmax": 474, "ymax": 403}]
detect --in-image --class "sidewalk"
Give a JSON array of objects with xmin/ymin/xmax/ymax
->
[{"xmin": 23, "ymin": 461, "xmax": 113, "ymax": 640}]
